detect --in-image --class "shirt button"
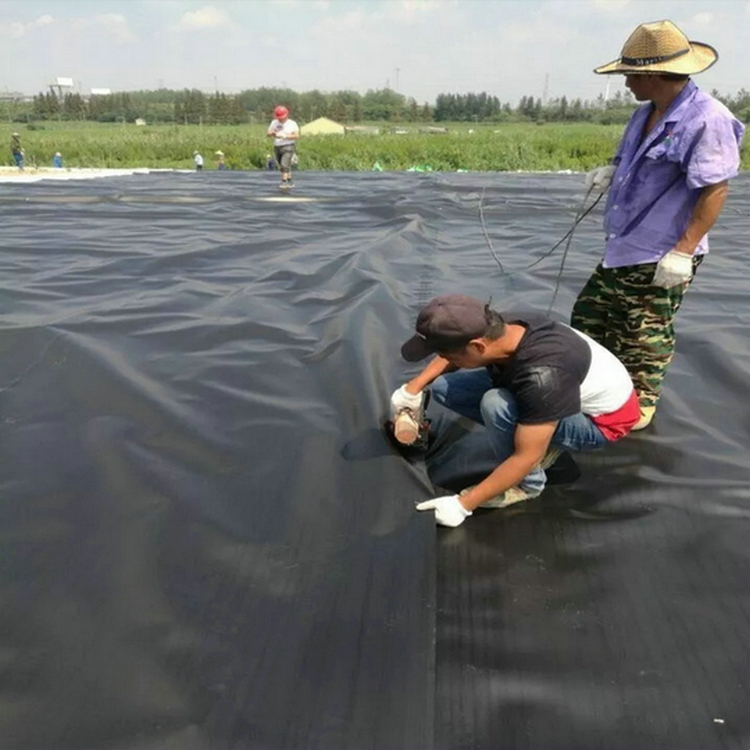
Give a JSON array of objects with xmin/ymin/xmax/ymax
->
[
  {"xmin": 609, "ymin": 233, "xmax": 617, "ymax": 239},
  {"xmin": 613, "ymin": 205, "xmax": 619, "ymax": 210}
]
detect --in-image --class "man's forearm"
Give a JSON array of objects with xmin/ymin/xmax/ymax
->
[
  {"xmin": 405, "ymin": 356, "xmax": 457, "ymax": 394},
  {"xmin": 674, "ymin": 181, "xmax": 729, "ymax": 255}
]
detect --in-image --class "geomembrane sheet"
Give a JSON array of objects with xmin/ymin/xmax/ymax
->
[{"xmin": 1, "ymin": 170, "xmax": 748, "ymax": 750}]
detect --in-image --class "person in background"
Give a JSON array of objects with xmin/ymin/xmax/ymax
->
[
  {"xmin": 52, "ymin": 152, "xmax": 63, "ymax": 169},
  {"xmin": 266, "ymin": 105, "xmax": 299, "ymax": 188},
  {"xmin": 215, "ymin": 151, "xmax": 226, "ymax": 170},
  {"xmin": 11, "ymin": 132, "xmax": 24, "ymax": 170},
  {"xmin": 193, "ymin": 151, "xmax": 204, "ymax": 171},
  {"xmin": 266, "ymin": 153, "xmax": 277, "ymax": 171},
  {"xmin": 572, "ymin": 20, "xmax": 744, "ymax": 430}
]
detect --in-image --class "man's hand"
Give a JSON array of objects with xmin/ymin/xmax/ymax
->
[
  {"xmin": 416, "ymin": 495, "xmax": 472, "ymax": 527},
  {"xmin": 390, "ymin": 384, "xmax": 422, "ymax": 419},
  {"xmin": 585, "ymin": 165, "xmax": 616, "ymax": 193},
  {"xmin": 653, "ymin": 249, "xmax": 694, "ymax": 288}
]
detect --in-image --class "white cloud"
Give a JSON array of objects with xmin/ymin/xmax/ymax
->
[
  {"xmin": 692, "ymin": 11, "xmax": 714, "ymax": 26},
  {"xmin": 311, "ymin": 0, "xmax": 459, "ymax": 41},
  {"xmin": 178, "ymin": 5, "xmax": 233, "ymax": 31},
  {"xmin": 91, "ymin": 14, "xmax": 136, "ymax": 43},
  {"xmin": 311, "ymin": 8, "xmax": 367, "ymax": 35},
  {"xmin": 0, "ymin": 13, "xmax": 134, "ymax": 44},
  {"xmin": 0, "ymin": 14, "xmax": 54, "ymax": 39},
  {"xmin": 54, "ymin": 13, "xmax": 137, "ymax": 44},
  {"xmin": 590, "ymin": 0, "xmax": 630, "ymax": 11},
  {"xmin": 376, "ymin": 0, "xmax": 456, "ymax": 26}
]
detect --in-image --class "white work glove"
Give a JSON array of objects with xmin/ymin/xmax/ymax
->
[
  {"xmin": 584, "ymin": 165, "xmax": 616, "ymax": 193},
  {"xmin": 416, "ymin": 495, "xmax": 472, "ymax": 527},
  {"xmin": 652, "ymin": 249, "xmax": 694, "ymax": 289},
  {"xmin": 390, "ymin": 384, "xmax": 422, "ymax": 419}
]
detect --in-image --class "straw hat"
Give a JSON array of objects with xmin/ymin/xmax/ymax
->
[
  {"xmin": 595, "ymin": 20, "xmax": 717, "ymax": 75},
  {"xmin": 215, "ymin": 150, "xmax": 224, "ymax": 156}
]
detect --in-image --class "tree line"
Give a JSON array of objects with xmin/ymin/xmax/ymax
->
[{"xmin": 12, "ymin": 85, "xmax": 750, "ymax": 126}]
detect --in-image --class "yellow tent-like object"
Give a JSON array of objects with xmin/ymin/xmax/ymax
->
[{"xmin": 300, "ymin": 117, "xmax": 345, "ymax": 136}]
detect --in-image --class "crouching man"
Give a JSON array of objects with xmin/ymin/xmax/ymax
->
[{"xmin": 392, "ymin": 295, "xmax": 640, "ymax": 527}]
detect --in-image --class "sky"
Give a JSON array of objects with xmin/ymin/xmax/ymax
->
[{"xmin": 2, "ymin": 0, "xmax": 750, "ymax": 104}]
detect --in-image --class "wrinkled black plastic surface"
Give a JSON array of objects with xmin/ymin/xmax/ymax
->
[{"xmin": 2, "ymin": 171, "xmax": 749, "ymax": 749}]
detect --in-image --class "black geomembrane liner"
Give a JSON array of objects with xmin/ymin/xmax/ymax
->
[{"xmin": 1, "ymin": 171, "xmax": 748, "ymax": 749}]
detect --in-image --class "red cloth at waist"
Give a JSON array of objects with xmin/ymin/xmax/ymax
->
[{"xmin": 590, "ymin": 390, "xmax": 640, "ymax": 441}]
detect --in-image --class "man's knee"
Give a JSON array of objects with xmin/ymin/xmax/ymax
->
[
  {"xmin": 431, "ymin": 375, "xmax": 449, "ymax": 406},
  {"xmin": 479, "ymin": 388, "xmax": 517, "ymax": 425}
]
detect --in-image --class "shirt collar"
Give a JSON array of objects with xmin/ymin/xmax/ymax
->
[
  {"xmin": 631, "ymin": 80, "xmax": 697, "ymax": 156},
  {"xmin": 659, "ymin": 79, "xmax": 697, "ymax": 124}
]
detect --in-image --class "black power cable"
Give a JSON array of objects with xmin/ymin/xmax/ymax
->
[{"xmin": 476, "ymin": 183, "xmax": 605, "ymax": 315}]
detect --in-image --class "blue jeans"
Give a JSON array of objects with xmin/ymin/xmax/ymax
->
[{"xmin": 431, "ymin": 368, "xmax": 609, "ymax": 495}]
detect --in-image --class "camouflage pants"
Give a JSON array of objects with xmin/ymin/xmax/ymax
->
[{"xmin": 570, "ymin": 258, "xmax": 702, "ymax": 408}]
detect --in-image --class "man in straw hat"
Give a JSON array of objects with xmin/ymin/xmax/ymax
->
[
  {"xmin": 391, "ymin": 295, "xmax": 640, "ymax": 527},
  {"xmin": 572, "ymin": 20, "xmax": 744, "ymax": 430}
]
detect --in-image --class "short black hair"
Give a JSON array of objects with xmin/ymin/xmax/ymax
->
[{"xmin": 483, "ymin": 309, "xmax": 506, "ymax": 340}]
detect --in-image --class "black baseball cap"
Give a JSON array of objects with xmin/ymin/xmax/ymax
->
[{"xmin": 401, "ymin": 295, "xmax": 492, "ymax": 362}]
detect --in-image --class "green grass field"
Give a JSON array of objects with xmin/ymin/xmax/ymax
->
[{"xmin": 3, "ymin": 121, "xmax": 749, "ymax": 172}]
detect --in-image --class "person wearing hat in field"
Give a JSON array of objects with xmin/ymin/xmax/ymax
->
[
  {"xmin": 215, "ymin": 150, "xmax": 227, "ymax": 170},
  {"xmin": 267, "ymin": 105, "xmax": 299, "ymax": 188},
  {"xmin": 391, "ymin": 295, "xmax": 640, "ymax": 527},
  {"xmin": 193, "ymin": 151, "xmax": 204, "ymax": 171},
  {"xmin": 572, "ymin": 20, "xmax": 744, "ymax": 431}
]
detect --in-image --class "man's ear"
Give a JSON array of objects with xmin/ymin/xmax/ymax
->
[{"xmin": 467, "ymin": 338, "xmax": 487, "ymax": 356}]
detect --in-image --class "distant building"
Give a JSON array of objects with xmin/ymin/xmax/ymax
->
[
  {"xmin": 345, "ymin": 126, "xmax": 381, "ymax": 135},
  {"xmin": 300, "ymin": 117, "xmax": 345, "ymax": 136}
]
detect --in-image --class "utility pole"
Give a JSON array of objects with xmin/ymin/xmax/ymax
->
[
  {"xmin": 395, "ymin": 68, "xmax": 400, "ymax": 92},
  {"xmin": 543, "ymin": 73, "xmax": 549, "ymax": 105}
]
